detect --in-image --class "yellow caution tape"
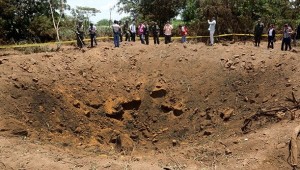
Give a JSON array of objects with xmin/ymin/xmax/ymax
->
[{"xmin": 0, "ymin": 34, "xmax": 281, "ymax": 49}]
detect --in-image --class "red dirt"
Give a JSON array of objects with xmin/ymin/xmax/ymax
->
[{"xmin": 0, "ymin": 41, "xmax": 299, "ymax": 169}]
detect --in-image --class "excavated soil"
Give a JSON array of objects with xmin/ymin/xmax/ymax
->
[{"xmin": 0, "ymin": 41, "xmax": 299, "ymax": 170}]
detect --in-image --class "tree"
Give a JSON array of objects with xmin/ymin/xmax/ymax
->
[
  {"xmin": 117, "ymin": 0, "xmax": 186, "ymax": 24},
  {"xmin": 48, "ymin": 0, "xmax": 70, "ymax": 48}
]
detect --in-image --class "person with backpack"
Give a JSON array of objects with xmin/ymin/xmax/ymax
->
[
  {"xmin": 180, "ymin": 25, "xmax": 188, "ymax": 43},
  {"xmin": 267, "ymin": 24, "xmax": 275, "ymax": 49},
  {"xmin": 112, "ymin": 20, "xmax": 120, "ymax": 47},
  {"xmin": 138, "ymin": 22, "xmax": 145, "ymax": 44},
  {"xmin": 88, "ymin": 23, "xmax": 97, "ymax": 47},
  {"xmin": 151, "ymin": 22, "xmax": 160, "ymax": 45},
  {"xmin": 163, "ymin": 21, "xmax": 173, "ymax": 44}
]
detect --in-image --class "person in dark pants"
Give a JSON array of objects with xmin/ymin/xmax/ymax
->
[
  {"xmin": 267, "ymin": 24, "xmax": 275, "ymax": 49},
  {"xmin": 76, "ymin": 21, "xmax": 85, "ymax": 48},
  {"xmin": 124, "ymin": 20, "xmax": 130, "ymax": 42},
  {"xmin": 281, "ymin": 24, "xmax": 292, "ymax": 51},
  {"xmin": 163, "ymin": 21, "xmax": 173, "ymax": 44},
  {"xmin": 118, "ymin": 21, "xmax": 123, "ymax": 42},
  {"xmin": 144, "ymin": 22, "xmax": 150, "ymax": 45},
  {"xmin": 151, "ymin": 22, "xmax": 160, "ymax": 45},
  {"xmin": 130, "ymin": 22, "xmax": 136, "ymax": 42},
  {"xmin": 112, "ymin": 20, "xmax": 120, "ymax": 47},
  {"xmin": 254, "ymin": 19, "xmax": 264, "ymax": 47},
  {"xmin": 88, "ymin": 23, "xmax": 97, "ymax": 47}
]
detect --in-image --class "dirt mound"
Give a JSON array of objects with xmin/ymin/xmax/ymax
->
[{"xmin": 0, "ymin": 42, "xmax": 299, "ymax": 169}]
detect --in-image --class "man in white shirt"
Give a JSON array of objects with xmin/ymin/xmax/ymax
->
[
  {"xmin": 163, "ymin": 21, "xmax": 173, "ymax": 44},
  {"xmin": 208, "ymin": 17, "xmax": 216, "ymax": 46},
  {"xmin": 88, "ymin": 23, "xmax": 97, "ymax": 47},
  {"xmin": 112, "ymin": 20, "xmax": 120, "ymax": 47},
  {"xmin": 130, "ymin": 22, "xmax": 136, "ymax": 42}
]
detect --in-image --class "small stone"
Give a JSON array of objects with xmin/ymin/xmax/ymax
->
[
  {"xmin": 203, "ymin": 130, "xmax": 213, "ymax": 136},
  {"xmin": 73, "ymin": 100, "xmax": 80, "ymax": 108},
  {"xmin": 225, "ymin": 148, "xmax": 232, "ymax": 155},
  {"xmin": 83, "ymin": 111, "xmax": 90, "ymax": 118},
  {"xmin": 32, "ymin": 78, "xmax": 39, "ymax": 83},
  {"xmin": 172, "ymin": 139, "xmax": 177, "ymax": 146},
  {"xmin": 233, "ymin": 54, "xmax": 240, "ymax": 58},
  {"xmin": 276, "ymin": 143, "xmax": 286, "ymax": 149},
  {"xmin": 220, "ymin": 108, "xmax": 234, "ymax": 121}
]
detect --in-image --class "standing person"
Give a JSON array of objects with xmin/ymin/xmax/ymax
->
[
  {"xmin": 123, "ymin": 20, "xmax": 130, "ymax": 42},
  {"xmin": 112, "ymin": 20, "xmax": 120, "ymax": 48},
  {"xmin": 130, "ymin": 22, "xmax": 136, "ymax": 42},
  {"xmin": 254, "ymin": 19, "xmax": 264, "ymax": 47},
  {"xmin": 76, "ymin": 21, "xmax": 85, "ymax": 48},
  {"xmin": 88, "ymin": 23, "xmax": 97, "ymax": 47},
  {"xmin": 138, "ymin": 22, "xmax": 145, "ymax": 44},
  {"xmin": 267, "ymin": 24, "xmax": 275, "ymax": 49},
  {"xmin": 180, "ymin": 25, "xmax": 188, "ymax": 43},
  {"xmin": 152, "ymin": 22, "xmax": 160, "ymax": 45},
  {"xmin": 144, "ymin": 22, "xmax": 150, "ymax": 45},
  {"xmin": 163, "ymin": 21, "xmax": 173, "ymax": 44},
  {"xmin": 281, "ymin": 24, "xmax": 292, "ymax": 51},
  {"xmin": 118, "ymin": 21, "xmax": 123, "ymax": 42},
  {"xmin": 208, "ymin": 17, "xmax": 216, "ymax": 46}
]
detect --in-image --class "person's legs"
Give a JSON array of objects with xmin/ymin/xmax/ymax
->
[
  {"xmin": 210, "ymin": 31, "xmax": 214, "ymax": 45},
  {"xmin": 257, "ymin": 35, "xmax": 261, "ymax": 47},
  {"xmin": 154, "ymin": 34, "xmax": 157, "ymax": 44},
  {"xmin": 165, "ymin": 35, "xmax": 168, "ymax": 44},
  {"xmin": 285, "ymin": 38, "xmax": 288, "ymax": 51},
  {"xmin": 90, "ymin": 34, "xmax": 94, "ymax": 47},
  {"xmin": 94, "ymin": 34, "xmax": 97, "ymax": 45},
  {"xmin": 267, "ymin": 36, "xmax": 271, "ymax": 49},
  {"xmin": 255, "ymin": 36, "xmax": 258, "ymax": 46},
  {"xmin": 119, "ymin": 33, "xmax": 123, "ymax": 42},
  {"xmin": 145, "ymin": 34, "xmax": 149, "ymax": 45},
  {"xmin": 114, "ymin": 33, "xmax": 119, "ymax": 47},
  {"xmin": 281, "ymin": 38, "xmax": 285, "ymax": 51},
  {"xmin": 132, "ymin": 33, "xmax": 136, "ymax": 42}
]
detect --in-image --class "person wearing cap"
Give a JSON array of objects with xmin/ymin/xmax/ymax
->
[
  {"xmin": 254, "ymin": 19, "xmax": 264, "ymax": 47},
  {"xmin": 112, "ymin": 20, "xmax": 121, "ymax": 47},
  {"xmin": 163, "ymin": 21, "xmax": 173, "ymax": 44},
  {"xmin": 208, "ymin": 17, "xmax": 216, "ymax": 45},
  {"xmin": 267, "ymin": 24, "xmax": 275, "ymax": 49},
  {"xmin": 88, "ymin": 23, "xmax": 97, "ymax": 47},
  {"xmin": 281, "ymin": 24, "xmax": 293, "ymax": 51}
]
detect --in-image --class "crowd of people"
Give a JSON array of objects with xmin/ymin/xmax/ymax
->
[
  {"xmin": 75, "ymin": 18, "xmax": 300, "ymax": 50},
  {"xmin": 110, "ymin": 20, "xmax": 190, "ymax": 48},
  {"xmin": 254, "ymin": 19, "xmax": 300, "ymax": 51}
]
